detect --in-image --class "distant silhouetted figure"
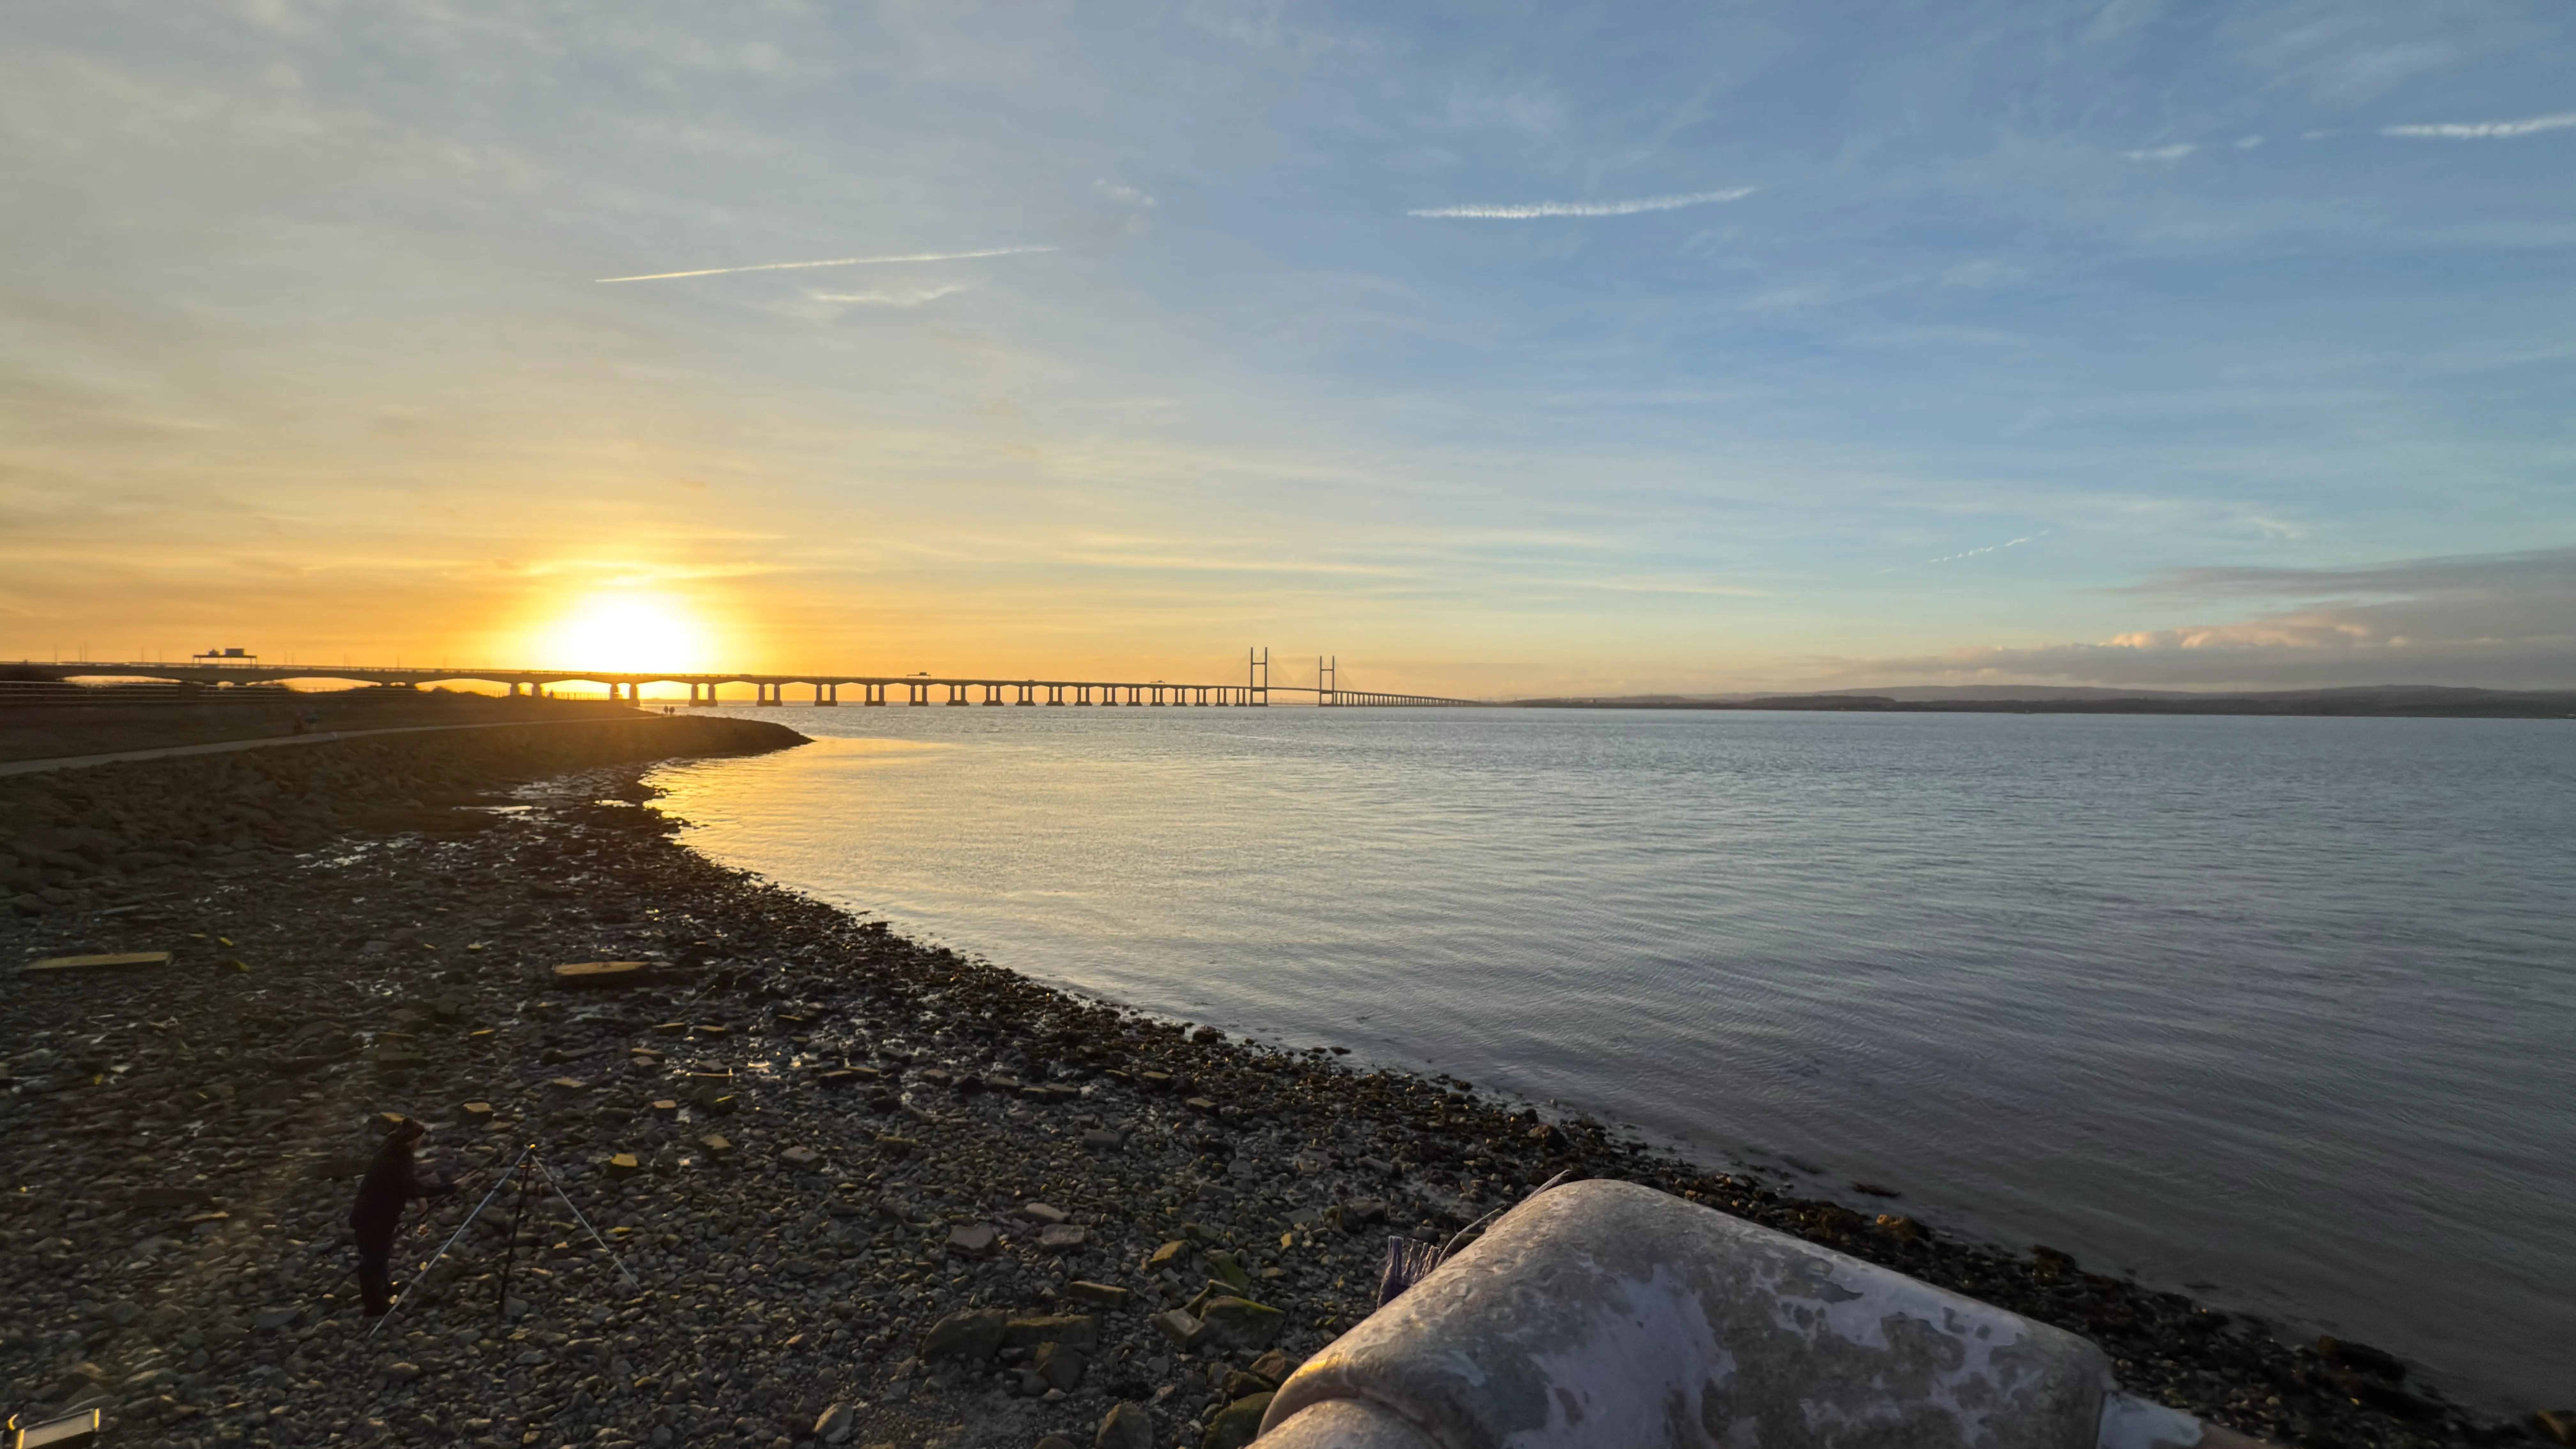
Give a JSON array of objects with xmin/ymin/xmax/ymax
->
[{"xmin": 351, "ymin": 1117, "xmax": 453, "ymax": 1317}]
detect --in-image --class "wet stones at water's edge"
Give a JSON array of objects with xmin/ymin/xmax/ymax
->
[{"xmin": 0, "ymin": 718, "xmax": 2547, "ymax": 1449}]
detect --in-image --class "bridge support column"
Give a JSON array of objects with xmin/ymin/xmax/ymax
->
[
  {"xmin": 983, "ymin": 683, "xmax": 1002, "ymax": 705},
  {"xmin": 1016, "ymin": 683, "xmax": 1035, "ymax": 705}
]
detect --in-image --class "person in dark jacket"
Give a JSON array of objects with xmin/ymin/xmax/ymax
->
[{"xmin": 350, "ymin": 1116, "xmax": 453, "ymax": 1316}]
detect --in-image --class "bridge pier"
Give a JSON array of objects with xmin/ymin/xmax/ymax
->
[
  {"xmin": 982, "ymin": 683, "xmax": 1003, "ymax": 705},
  {"xmin": 1016, "ymin": 682, "xmax": 1037, "ymax": 705},
  {"xmin": 756, "ymin": 682, "xmax": 780, "ymax": 707},
  {"xmin": 944, "ymin": 683, "xmax": 967, "ymax": 706},
  {"xmin": 816, "ymin": 682, "xmax": 837, "ymax": 706},
  {"xmin": 865, "ymin": 682, "xmax": 886, "ymax": 705},
  {"xmin": 1045, "ymin": 684, "xmax": 1065, "ymax": 705}
]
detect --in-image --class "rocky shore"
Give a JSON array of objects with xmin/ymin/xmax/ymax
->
[{"xmin": 0, "ymin": 716, "xmax": 2543, "ymax": 1449}]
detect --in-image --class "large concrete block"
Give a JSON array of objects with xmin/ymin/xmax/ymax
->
[{"xmin": 1258, "ymin": 1179, "xmax": 2264, "ymax": 1449}]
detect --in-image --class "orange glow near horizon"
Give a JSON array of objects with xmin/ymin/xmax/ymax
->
[{"xmin": 539, "ymin": 592, "xmax": 716, "ymax": 673}]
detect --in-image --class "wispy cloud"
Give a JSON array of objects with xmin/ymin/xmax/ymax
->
[
  {"xmin": 2112, "ymin": 545, "xmax": 2576, "ymax": 598},
  {"xmin": 2122, "ymin": 144, "xmax": 2197, "ymax": 161},
  {"xmin": 2380, "ymin": 112, "xmax": 2576, "ymax": 141},
  {"xmin": 596, "ymin": 246, "xmax": 1056, "ymax": 284},
  {"xmin": 809, "ymin": 283, "xmax": 973, "ymax": 309},
  {"xmin": 1407, "ymin": 187, "xmax": 1752, "ymax": 219},
  {"xmin": 1877, "ymin": 530, "xmax": 2050, "ymax": 573},
  {"xmin": 1821, "ymin": 547, "xmax": 2576, "ymax": 689}
]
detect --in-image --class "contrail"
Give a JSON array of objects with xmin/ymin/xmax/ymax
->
[
  {"xmin": 1408, "ymin": 187, "xmax": 1753, "ymax": 219},
  {"xmin": 2380, "ymin": 112, "xmax": 2576, "ymax": 141},
  {"xmin": 596, "ymin": 245, "xmax": 1056, "ymax": 284}
]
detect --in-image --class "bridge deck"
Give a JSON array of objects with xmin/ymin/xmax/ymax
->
[{"xmin": 11, "ymin": 663, "xmax": 1485, "ymax": 707}]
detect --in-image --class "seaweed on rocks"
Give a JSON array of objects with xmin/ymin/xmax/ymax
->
[{"xmin": 0, "ymin": 720, "xmax": 2531, "ymax": 1449}]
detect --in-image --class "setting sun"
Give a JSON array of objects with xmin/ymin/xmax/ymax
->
[{"xmin": 542, "ymin": 593, "xmax": 711, "ymax": 673}]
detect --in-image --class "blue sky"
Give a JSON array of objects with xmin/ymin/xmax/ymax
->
[{"xmin": 2, "ymin": 0, "xmax": 2571, "ymax": 693}]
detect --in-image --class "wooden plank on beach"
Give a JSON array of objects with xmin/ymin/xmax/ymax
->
[
  {"xmin": 550, "ymin": 960, "xmax": 662, "ymax": 989},
  {"xmin": 26, "ymin": 951, "xmax": 175, "ymax": 972}
]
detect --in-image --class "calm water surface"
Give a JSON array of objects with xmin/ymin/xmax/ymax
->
[{"xmin": 650, "ymin": 707, "xmax": 2574, "ymax": 1408}]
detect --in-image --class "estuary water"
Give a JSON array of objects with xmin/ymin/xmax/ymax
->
[{"xmin": 649, "ymin": 706, "xmax": 2575, "ymax": 1408}]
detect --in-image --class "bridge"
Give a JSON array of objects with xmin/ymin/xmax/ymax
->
[{"xmin": 7, "ymin": 649, "xmax": 1487, "ymax": 708}]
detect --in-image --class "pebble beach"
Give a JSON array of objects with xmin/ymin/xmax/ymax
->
[{"xmin": 0, "ymin": 712, "xmax": 2541, "ymax": 1449}]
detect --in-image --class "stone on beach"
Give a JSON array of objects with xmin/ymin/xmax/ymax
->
[
  {"xmin": 1096, "ymin": 1402, "xmax": 1154, "ymax": 1449},
  {"xmin": 922, "ymin": 1308, "xmax": 1010, "ymax": 1362},
  {"xmin": 1064, "ymin": 1280, "xmax": 1133, "ymax": 1309},
  {"xmin": 1202, "ymin": 1392, "xmax": 1273, "ymax": 1449},
  {"xmin": 1194, "ymin": 1297, "xmax": 1284, "ymax": 1352},
  {"xmin": 1003, "ymin": 1314, "xmax": 1100, "ymax": 1351},
  {"xmin": 23, "ymin": 950, "xmax": 175, "ymax": 972},
  {"xmin": 549, "ymin": 959, "xmax": 661, "ymax": 989}
]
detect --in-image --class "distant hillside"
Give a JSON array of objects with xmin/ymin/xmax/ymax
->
[
  {"xmin": 1512, "ymin": 685, "xmax": 2576, "ymax": 718},
  {"xmin": 1793, "ymin": 684, "xmax": 2194, "ymax": 702}
]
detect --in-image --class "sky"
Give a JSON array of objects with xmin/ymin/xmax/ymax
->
[{"xmin": 3, "ymin": 0, "xmax": 2572, "ymax": 697}]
